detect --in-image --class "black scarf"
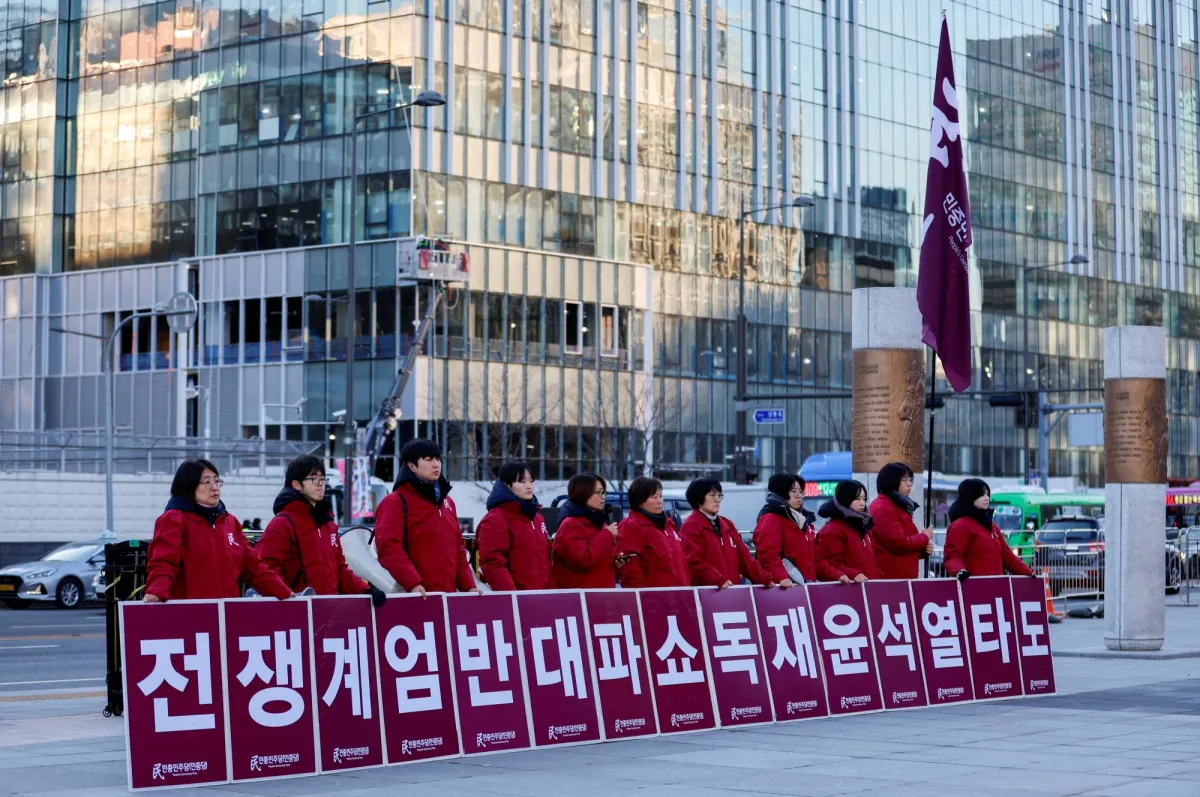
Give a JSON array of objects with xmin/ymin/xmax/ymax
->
[
  {"xmin": 272, "ymin": 487, "xmax": 334, "ymax": 526},
  {"xmin": 486, "ymin": 481, "xmax": 541, "ymax": 520},
  {"xmin": 394, "ymin": 466, "xmax": 453, "ymax": 506},
  {"xmin": 883, "ymin": 490, "xmax": 920, "ymax": 515},
  {"xmin": 758, "ymin": 493, "xmax": 816, "ymax": 531},
  {"xmin": 636, "ymin": 508, "xmax": 668, "ymax": 529},
  {"xmin": 818, "ymin": 499, "xmax": 875, "ymax": 535},
  {"xmin": 166, "ymin": 495, "xmax": 226, "ymax": 527},
  {"xmin": 559, "ymin": 500, "xmax": 608, "ymax": 528}
]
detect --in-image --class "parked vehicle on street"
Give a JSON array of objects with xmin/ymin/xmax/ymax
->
[
  {"xmin": 0, "ymin": 542, "xmax": 105, "ymax": 609},
  {"xmin": 1033, "ymin": 517, "xmax": 1182, "ymax": 595}
]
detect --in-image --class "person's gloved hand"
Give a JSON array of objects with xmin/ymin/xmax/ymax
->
[
  {"xmin": 366, "ymin": 585, "xmax": 387, "ymax": 608},
  {"xmin": 955, "ymin": 569, "xmax": 970, "ymax": 582},
  {"xmin": 1028, "ymin": 572, "xmax": 1041, "ymax": 578}
]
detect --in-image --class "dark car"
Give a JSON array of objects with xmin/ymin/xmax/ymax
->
[{"xmin": 1035, "ymin": 517, "xmax": 1182, "ymax": 596}]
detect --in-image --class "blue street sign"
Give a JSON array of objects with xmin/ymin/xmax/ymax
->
[{"xmin": 753, "ymin": 408, "xmax": 785, "ymax": 424}]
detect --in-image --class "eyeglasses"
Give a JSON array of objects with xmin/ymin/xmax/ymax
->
[
  {"xmin": 788, "ymin": 488, "xmax": 805, "ymax": 497},
  {"xmin": 304, "ymin": 476, "xmax": 330, "ymax": 486},
  {"xmin": 199, "ymin": 478, "xmax": 224, "ymax": 488},
  {"xmin": 594, "ymin": 489, "xmax": 608, "ymax": 497},
  {"xmin": 708, "ymin": 493, "xmax": 724, "ymax": 501}
]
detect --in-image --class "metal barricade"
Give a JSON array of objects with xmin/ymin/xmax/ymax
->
[
  {"xmin": 1171, "ymin": 526, "xmax": 1200, "ymax": 607},
  {"xmin": 1029, "ymin": 543, "xmax": 1105, "ymax": 616}
]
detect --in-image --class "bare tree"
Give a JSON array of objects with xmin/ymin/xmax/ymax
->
[
  {"xmin": 816, "ymin": 397, "xmax": 852, "ymax": 450},
  {"xmin": 577, "ymin": 371, "xmax": 682, "ymax": 491}
]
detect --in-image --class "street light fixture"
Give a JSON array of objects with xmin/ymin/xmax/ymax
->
[
  {"xmin": 734, "ymin": 194, "xmax": 817, "ymax": 485},
  {"xmin": 343, "ymin": 88, "xmax": 446, "ymax": 525}
]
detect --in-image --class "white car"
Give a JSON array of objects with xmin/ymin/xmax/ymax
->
[{"xmin": 0, "ymin": 542, "xmax": 104, "ymax": 609}]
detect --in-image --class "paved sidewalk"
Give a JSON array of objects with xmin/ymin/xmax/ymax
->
[{"xmin": 4, "ymin": 614, "xmax": 1200, "ymax": 797}]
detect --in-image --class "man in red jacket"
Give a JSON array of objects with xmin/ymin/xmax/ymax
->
[
  {"xmin": 145, "ymin": 459, "xmax": 292, "ymax": 602},
  {"xmin": 258, "ymin": 455, "xmax": 386, "ymax": 605},
  {"xmin": 681, "ymin": 478, "xmax": 786, "ymax": 589},
  {"xmin": 375, "ymin": 439, "xmax": 481, "ymax": 596},
  {"xmin": 869, "ymin": 462, "xmax": 934, "ymax": 579},
  {"xmin": 477, "ymin": 461, "xmax": 551, "ymax": 590}
]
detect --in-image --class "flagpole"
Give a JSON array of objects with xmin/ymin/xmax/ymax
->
[{"xmin": 924, "ymin": 350, "xmax": 936, "ymax": 530}]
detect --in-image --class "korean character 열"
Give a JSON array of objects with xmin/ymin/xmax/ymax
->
[{"xmin": 921, "ymin": 601, "xmax": 964, "ymax": 669}]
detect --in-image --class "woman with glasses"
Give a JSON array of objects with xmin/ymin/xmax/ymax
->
[
  {"xmin": 258, "ymin": 455, "xmax": 386, "ymax": 604},
  {"xmin": 815, "ymin": 480, "xmax": 881, "ymax": 584},
  {"xmin": 616, "ymin": 476, "xmax": 689, "ymax": 588},
  {"xmin": 144, "ymin": 459, "xmax": 292, "ymax": 602},
  {"xmin": 753, "ymin": 474, "xmax": 817, "ymax": 583},
  {"xmin": 477, "ymin": 461, "xmax": 552, "ymax": 591},
  {"xmin": 869, "ymin": 462, "xmax": 934, "ymax": 580},
  {"xmin": 551, "ymin": 472, "xmax": 618, "ymax": 589},
  {"xmin": 682, "ymin": 478, "xmax": 784, "ymax": 589}
]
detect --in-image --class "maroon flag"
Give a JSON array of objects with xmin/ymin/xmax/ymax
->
[{"xmin": 917, "ymin": 16, "xmax": 973, "ymax": 393}]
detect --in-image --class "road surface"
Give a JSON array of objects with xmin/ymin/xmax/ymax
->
[{"xmin": 0, "ymin": 603, "xmax": 106, "ymax": 693}]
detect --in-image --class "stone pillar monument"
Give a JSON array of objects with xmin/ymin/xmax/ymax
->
[
  {"xmin": 850, "ymin": 288, "xmax": 926, "ymax": 504},
  {"xmin": 1103, "ymin": 326, "xmax": 1167, "ymax": 652}
]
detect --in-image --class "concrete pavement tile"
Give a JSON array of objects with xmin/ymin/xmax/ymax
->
[
  {"xmin": 442, "ymin": 746, "xmax": 619, "ymax": 771},
  {"xmin": 398, "ymin": 770, "xmax": 647, "ymax": 797},
  {"xmin": 790, "ymin": 760, "xmax": 986, "ymax": 784},
  {"xmin": 568, "ymin": 738, "xmax": 725, "ymax": 758},
  {"xmin": 650, "ymin": 748, "xmax": 851, "ymax": 770},
  {"xmin": 1079, "ymin": 780, "xmax": 1200, "ymax": 797},
  {"xmin": 880, "ymin": 748, "xmax": 1053, "ymax": 770},
  {"xmin": 657, "ymin": 770, "xmax": 896, "ymax": 797},
  {"xmin": 855, "ymin": 785, "xmax": 1050, "ymax": 797},
  {"xmin": 973, "ymin": 768, "xmax": 1138, "ymax": 794},
  {"xmin": 1111, "ymin": 748, "xmax": 1197, "ymax": 763}
]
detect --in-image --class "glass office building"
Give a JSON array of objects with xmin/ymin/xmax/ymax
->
[{"xmin": 2, "ymin": 0, "xmax": 1200, "ymax": 485}]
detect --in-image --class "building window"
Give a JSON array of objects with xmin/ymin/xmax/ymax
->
[
  {"xmin": 565, "ymin": 300, "xmax": 582, "ymax": 354},
  {"xmin": 600, "ymin": 304, "xmax": 618, "ymax": 357}
]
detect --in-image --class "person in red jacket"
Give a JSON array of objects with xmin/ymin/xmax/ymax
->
[
  {"xmin": 616, "ymin": 476, "xmax": 689, "ymax": 588},
  {"xmin": 144, "ymin": 459, "xmax": 293, "ymax": 602},
  {"xmin": 944, "ymin": 478, "xmax": 1034, "ymax": 580},
  {"xmin": 869, "ymin": 462, "xmax": 934, "ymax": 579},
  {"xmin": 375, "ymin": 439, "xmax": 482, "ymax": 596},
  {"xmin": 257, "ymin": 455, "xmax": 386, "ymax": 605},
  {"xmin": 477, "ymin": 461, "xmax": 551, "ymax": 591},
  {"xmin": 815, "ymin": 480, "xmax": 881, "ymax": 583},
  {"xmin": 551, "ymin": 473, "xmax": 618, "ymax": 589},
  {"xmin": 681, "ymin": 478, "xmax": 786, "ymax": 589},
  {"xmin": 753, "ymin": 474, "xmax": 817, "ymax": 583}
]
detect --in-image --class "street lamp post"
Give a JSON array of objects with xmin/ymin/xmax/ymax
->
[
  {"xmin": 343, "ymin": 89, "xmax": 445, "ymax": 525},
  {"xmin": 734, "ymin": 194, "xmax": 816, "ymax": 485},
  {"xmin": 1020, "ymin": 253, "xmax": 1088, "ymax": 488}
]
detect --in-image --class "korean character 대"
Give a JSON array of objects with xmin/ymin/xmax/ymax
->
[{"xmin": 530, "ymin": 616, "xmax": 588, "ymax": 699}]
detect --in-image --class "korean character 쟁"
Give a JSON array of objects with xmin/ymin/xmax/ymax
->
[{"xmin": 236, "ymin": 629, "xmax": 305, "ymax": 727}]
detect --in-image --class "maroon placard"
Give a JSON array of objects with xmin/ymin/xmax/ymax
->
[
  {"xmin": 516, "ymin": 591, "xmax": 603, "ymax": 746},
  {"xmin": 807, "ymin": 583, "xmax": 883, "ymax": 715},
  {"xmin": 751, "ymin": 585, "xmax": 829, "ymax": 722},
  {"xmin": 121, "ymin": 601, "xmax": 229, "ymax": 790},
  {"xmin": 864, "ymin": 581, "xmax": 928, "ymax": 710},
  {"xmin": 911, "ymin": 578, "xmax": 974, "ymax": 705},
  {"xmin": 446, "ymin": 593, "xmax": 532, "ymax": 755},
  {"xmin": 375, "ymin": 593, "xmax": 461, "ymax": 763},
  {"xmin": 309, "ymin": 596, "xmax": 384, "ymax": 772},
  {"xmin": 582, "ymin": 590, "xmax": 657, "ymax": 739},
  {"xmin": 1010, "ymin": 576, "xmax": 1056, "ymax": 696},
  {"xmin": 638, "ymin": 589, "xmax": 716, "ymax": 734},
  {"xmin": 222, "ymin": 599, "xmax": 318, "ymax": 781},
  {"xmin": 960, "ymin": 577, "xmax": 1024, "ymax": 700},
  {"xmin": 698, "ymin": 587, "xmax": 772, "ymax": 727}
]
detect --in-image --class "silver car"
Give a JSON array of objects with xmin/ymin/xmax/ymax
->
[{"xmin": 0, "ymin": 542, "xmax": 104, "ymax": 609}]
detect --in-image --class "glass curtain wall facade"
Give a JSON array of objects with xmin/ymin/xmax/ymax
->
[{"xmin": 4, "ymin": 0, "xmax": 1200, "ymax": 485}]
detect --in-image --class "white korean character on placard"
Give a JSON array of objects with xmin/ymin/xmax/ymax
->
[
  {"xmin": 137, "ymin": 632, "xmax": 216, "ymax": 732},
  {"xmin": 766, "ymin": 608, "xmax": 818, "ymax": 678},
  {"xmin": 531, "ymin": 616, "xmax": 588, "ymax": 699},
  {"xmin": 921, "ymin": 600, "xmax": 964, "ymax": 669},
  {"xmin": 876, "ymin": 604, "xmax": 916, "ymax": 670},
  {"xmin": 970, "ymin": 598, "xmax": 1013, "ymax": 664},
  {"xmin": 594, "ymin": 615, "xmax": 644, "ymax": 695},
  {"xmin": 236, "ymin": 629, "xmax": 306, "ymax": 727},
  {"xmin": 322, "ymin": 626, "xmax": 372, "ymax": 719},
  {"xmin": 384, "ymin": 621, "xmax": 441, "ymax": 713},
  {"xmin": 655, "ymin": 615, "xmax": 704, "ymax": 686},
  {"xmin": 710, "ymin": 611, "xmax": 759, "ymax": 684},
  {"xmin": 456, "ymin": 620, "xmax": 515, "ymax": 707},
  {"xmin": 821, "ymin": 605, "xmax": 869, "ymax": 676},
  {"xmin": 1018, "ymin": 601, "xmax": 1049, "ymax": 657}
]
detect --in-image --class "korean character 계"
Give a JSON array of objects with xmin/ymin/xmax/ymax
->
[
  {"xmin": 322, "ymin": 626, "xmax": 372, "ymax": 719},
  {"xmin": 136, "ymin": 632, "xmax": 216, "ymax": 732},
  {"xmin": 236, "ymin": 629, "xmax": 306, "ymax": 727},
  {"xmin": 594, "ymin": 615, "xmax": 644, "ymax": 694}
]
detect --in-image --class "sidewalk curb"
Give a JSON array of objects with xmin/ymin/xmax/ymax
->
[{"xmin": 1055, "ymin": 649, "xmax": 1200, "ymax": 661}]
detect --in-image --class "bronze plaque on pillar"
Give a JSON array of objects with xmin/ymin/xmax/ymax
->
[
  {"xmin": 1104, "ymin": 378, "xmax": 1167, "ymax": 484},
  {"xmin": 851, "ymin": 349, "xmax": 926, "ymax": 474}
]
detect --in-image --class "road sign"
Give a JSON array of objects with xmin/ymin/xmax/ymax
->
[
  {"xmin": 164, "ymin": 291, "xmax": 198, "ymax": 333},
  {"xmin": 753, "ymin": 408, "xmax": 785, "ymax": 424}
]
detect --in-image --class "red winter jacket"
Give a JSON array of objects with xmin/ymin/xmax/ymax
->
[
  {"xmin": 616, "ymin": 510, "xmax": 689, "ymax": 588},
  {"xmin": 375, "ymin": 471, "xmax": 476, "ymax": 593},
  {"xmin": 682, "ymin": 511, "xmax": 772, "ymax": 587},
  {"xmin": 145, "ymin": 499, "xmax": 291, "ymax": 601},
  {"xmin": 815, "ymin": 513, "xmax": 882, "ymax": 582},
  {"xmin": 869, "ymin": 495, "xmax": 929, "ymax": 580},
  {"xmin": 944, "ymin": 514, "xmax": 1033, "ymax": 577},
  {"xmin": 476, "ymin": 493, "xmax": 552, "ymax": 591},
  {"xmin": 551, "ymin": 504, "xmax": 616, "ymax": 589},
  {"xmin": 257, "ymin": 490, "xmax": 368, "ymax": 596},
  {"xmin": 753, "ymin": 504, "xmax": 816, "ymax": 583}
]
